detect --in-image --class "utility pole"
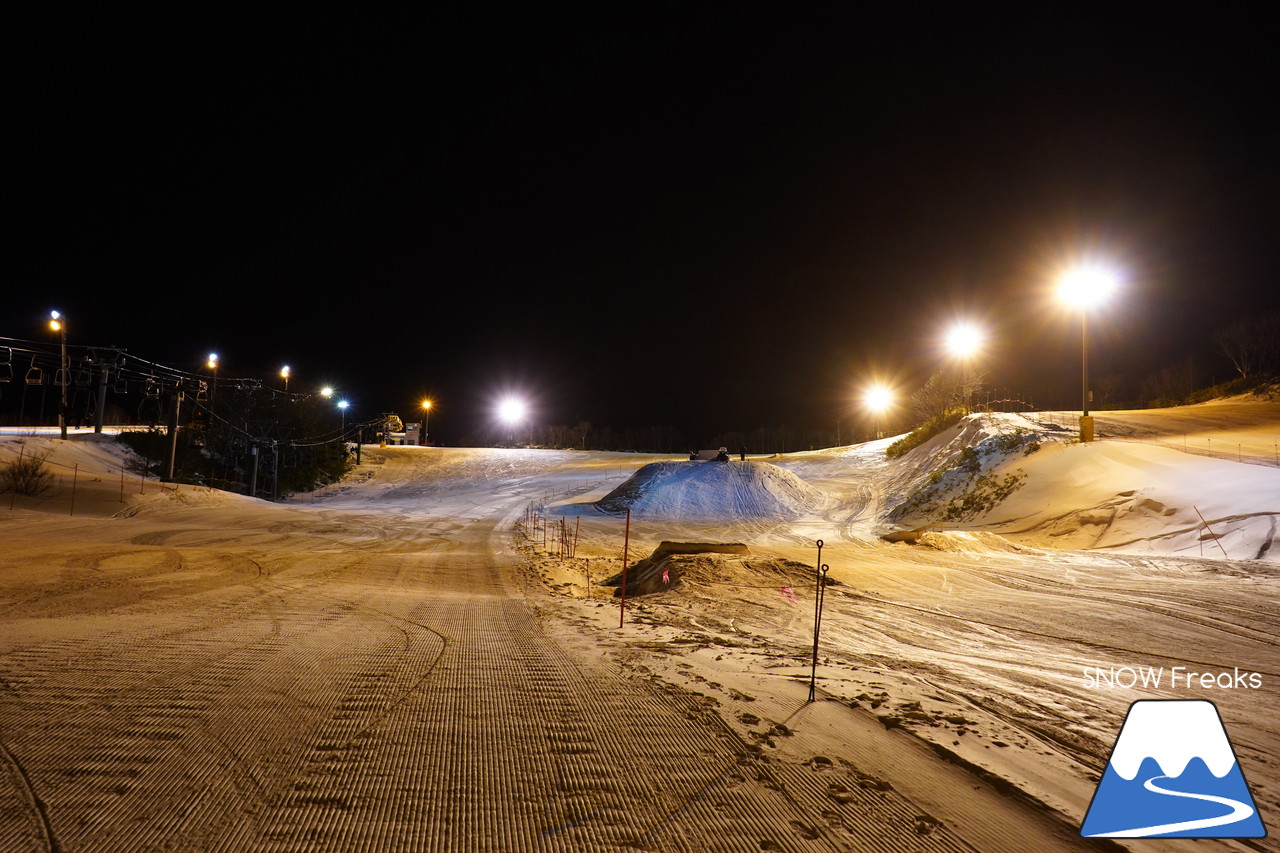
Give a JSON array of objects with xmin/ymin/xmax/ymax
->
[
  {"xmin": 164, "ymin": 390, "xmax": 183, "ymax": 481},
  {"xmin": 50, "ymin": 311, "xmax": 68, "ymax": 439},
  {"xmin": 249, "ymin": 444, "xmax": 260, "ymax": 498},
  {"xmin": 270, "ymin": 442, "xmax": 280, "ymax": 501},
  {"xmin": 94, "ymin": 358, "xmax": 108, "ymax": 434}
]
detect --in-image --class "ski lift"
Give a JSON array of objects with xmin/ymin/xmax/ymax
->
[
  {"xmin": 74, "ymin": 361, "xmax": 93, "ymax": 386},
  {"xmin": 0, "ymin": 347, "xmax": 11, "ymax": 383},
  {"xmin": 112, "ymin": 371, "xmax": 129, "ymax": 395},
  {"xmin": 144, "ymin": 375, "xmax": 160, "ymax": 398},
  {"xmin": 195, "ymin": 379, "xmax": 209, "ymax": 402},
  {"xmin": 71, "ymin": 387, "xmax": 95, "ymax": 420},
  {"xmin": 25, "ymin": 357, "xmax": 44, "ymax": 386},
  {"xmin": 137, "ymin": 401, "xmax": 161, "ymax": 426}
]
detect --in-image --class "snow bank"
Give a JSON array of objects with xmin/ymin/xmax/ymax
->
[
  {"xmin": 596, "ymin": 460, "xmax": 827, "ymax": 520},
  {"xmin": 976, "ymin": 439, "xmax": 1280, "ymax": 560},
  {"xmin": 0, "ymin": 433, "xmax": 262, "ymax": 517},
  {"xmin": 882, "ymin": 412, "xmax": 1046, "ymax": 527},
  {"xmin": 876, "ymin": 411, "xmax": 1280, "ymax": 562}
]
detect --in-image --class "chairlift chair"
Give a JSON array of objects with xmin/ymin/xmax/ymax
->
[
  {"xmin": 25, "ymin": 357, "xmax": 44, "ymax": 386},
  {"xmin": 0, "ymin": 347, "xmax": 12, "ymax": 384}
]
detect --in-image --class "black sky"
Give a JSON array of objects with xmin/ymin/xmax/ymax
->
[{"xmin": 8, "ymin": 10, "xmax": 1278, "ymax": 444}]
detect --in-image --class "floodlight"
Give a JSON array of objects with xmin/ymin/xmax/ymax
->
[{"xmin": 944, "ymin": 322, "xmax": 983, "ymax": 359}]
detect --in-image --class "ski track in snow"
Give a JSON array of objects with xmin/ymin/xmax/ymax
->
[{"xmin": 1, "ymin": 398, "xmax": 1277, "ymax": 852}]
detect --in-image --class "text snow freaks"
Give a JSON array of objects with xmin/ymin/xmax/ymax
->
[{"xmin": 1082, "ymin": 666, "xmax": 1262, "ymax": 691}]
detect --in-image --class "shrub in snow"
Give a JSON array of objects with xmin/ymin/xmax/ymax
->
[
  {"xmin": 889, "ymin": 428, "xmax": 1039, "ymax": 522},
  {"xmin": 0, "ymin": 448, "xmax": 55, "ymax": 496},
  {"xmin": 885, "ymin": 408, "xmax": 966, "ymax": 459}
]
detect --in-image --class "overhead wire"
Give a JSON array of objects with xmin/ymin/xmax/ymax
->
[{"xmin": 0, "ymin": 335, "xmax": 382, "ymax": 446}]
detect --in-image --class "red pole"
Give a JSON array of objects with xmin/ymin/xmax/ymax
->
[{"xmin": 619, "ymin": 508, "xmax": 630, "ymax": 628}]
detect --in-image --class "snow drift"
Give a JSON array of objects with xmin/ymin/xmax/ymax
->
[
  {"xmin": 877, "ymin": 411, "xmax": 1280, "ymax": 561},
  {"xmin": 596, "ymin": 460, "xmax": 827, "ymax": 520}
]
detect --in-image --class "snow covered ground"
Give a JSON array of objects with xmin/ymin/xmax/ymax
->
[{"xmin": 1, "ymin": 395, "xmax": 1277, "ymax": 851}]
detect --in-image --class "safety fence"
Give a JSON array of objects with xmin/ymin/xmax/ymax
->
[
  {"xmin": 1019, "ymin": 413, "xmax": 1280, "ymax": 468},
  {"xmin": 1106, "ymin": 434, "xmax": 1280, "ymax": 468},
  {"xmin": 1, "ymin": 442, "xmax": 200, "ymax": 517}
]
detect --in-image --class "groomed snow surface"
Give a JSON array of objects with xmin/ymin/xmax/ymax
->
[{"xmin": 1, "ymin": 395, "xmax": 1277, "ymax": 851}]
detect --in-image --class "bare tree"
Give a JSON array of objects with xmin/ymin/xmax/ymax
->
[
  {"xmin": 1214, "ymin": 312, "xmax": 1280, "ymax": 378},
  {"xmin": 1141, "ymin": 356, "xmax": 1198, "ymax": 404},
  {"xmin": 908, "ymin": 369, "xmax": 986, "ymax": 423}
]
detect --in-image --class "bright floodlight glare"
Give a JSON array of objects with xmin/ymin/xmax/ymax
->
[
  {"xmin": 863, "ymin": 385, "xmax": 893, "ymax": 413},
  {"xmin": 498, "ymin": 397, "xmax": 526, "ymax": 424},
  {"xmin": 421, "ymin": 399, "xmax": 433, "ymax": 411},
  {"xmin": 944, "ymin": 322, "xmax": 983, "ymax": 358},
  {"xmin": 320, "ymin": 386, "xmax": 334, "ymax": 397},
  {"xmin": 207, "ymin": 352, "xmax": 218, "ymax": 369},
  {"xmin": 280, "ymin": 365, "xmax": 291, "ymax": 379},
  {"xmin": 1057, "ymin": 264, "xmax": 1120, "ymax": 310},
  {"xmin": 337, "ymin": 399, "xmax": 350, "ymax": 410}
]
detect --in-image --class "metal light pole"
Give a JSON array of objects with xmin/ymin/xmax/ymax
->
[
  {"xmin": 1057, "ymin": 264, "xmax": 1119, "ymax": 443},
  {"xmin": 50, "ymin": 311, "xmax": 68, "ymax": 439},
  {"xmin": 945, "ymin": 321, "xmax": 983, "ymax": 411},
  {"xmin": 1081, "ymin": 310, "xmax": 1089, "ymax": 419},
  {"xmin": 862, "ymin": 384, "xmax": 893, "ymax": 440},
  {"xmin": 206, "ymin": 353, "xmax": 219, "ymax": 407},
  {"xmin": 499, "ymin": 397, "xmax": 526, "ymax": 447},
  {"xmin": 421, "ymin": 399, "xmax": 432, "ymax": 445}
]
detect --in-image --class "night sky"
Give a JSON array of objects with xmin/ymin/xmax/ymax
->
[{"xmin": 9, "ymin": 11, "xmax": 1278, "ymax": 444}]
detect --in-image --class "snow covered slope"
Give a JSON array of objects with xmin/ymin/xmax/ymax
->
[{"xmin": 870, "ymin": 410, "xmax": 1280, "ymax": 561}]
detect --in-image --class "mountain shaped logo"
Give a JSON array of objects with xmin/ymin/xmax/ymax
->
[{"xmin": 1081, "ymin": 700, "xmax": 1266, "ymax": 838}]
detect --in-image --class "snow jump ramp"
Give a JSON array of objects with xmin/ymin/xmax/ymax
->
[{"xmin": 595, "ymin": 459, "xmax": 825, "ymax": 520}]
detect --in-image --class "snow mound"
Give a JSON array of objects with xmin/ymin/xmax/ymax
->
[
  {"xmin": 601, "ymin": 544, "xmax": 816, "ymax": 598},
  {"xmin": 596, "ymin": 460, "xmax": 827, "ymax": 520},
  {"xmin": 914, "ymin": 530, "xmax": 1040, "ymax": 554},
  {"xmin": 884, "ymin": 412, "xmax": 1046, "ymax": 527}
]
